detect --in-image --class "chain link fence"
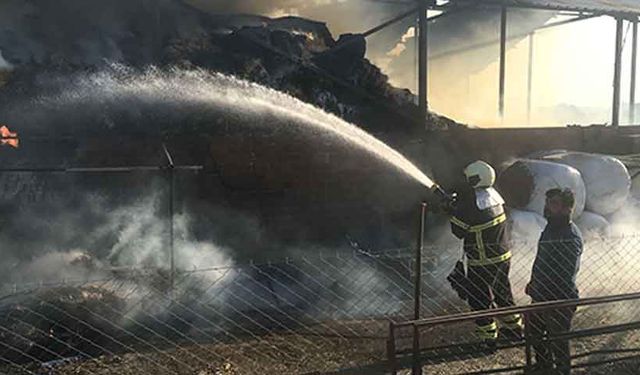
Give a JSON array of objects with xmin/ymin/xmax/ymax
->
[
  {"xmin": 0, "ymin": 233, "xmax": 640, "ymax": 374},
  {"xmin": 393, "ymin": 234, "xmax": 640, "ymax": 375}
]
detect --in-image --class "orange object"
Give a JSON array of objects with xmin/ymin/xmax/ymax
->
[{"xmin": 0, "ymin": 125, "xmax": 19, "ymax": 148}]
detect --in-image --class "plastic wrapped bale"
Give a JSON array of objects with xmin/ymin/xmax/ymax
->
[
  {"xmin": 539, "ymin": 152, "xmax": 630, "ymax": 216},
  {"xmin": 575, "ymin": 211, "xmax": 610, "ymax": 239},
  {"xmin": 526, "ymin": 149, "xmax": 568, "ymax": 159},
  {"xmin": 505, "ymin": 209, "xmax": 545, "ymax": 299},
  {"xmin": 507, "ymin": 208, "xmax": 546, "ymax": 243},
  {"xmin": 631, "ymin": 175, "xmax": 640, "ymax": 199},
  {"xmin": 497, "ymin": 159, "xmax": 586, "ymax": 218}
]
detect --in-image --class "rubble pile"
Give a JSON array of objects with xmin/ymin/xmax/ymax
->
[
  {"xmin": 0, "ymin": 0, "xmax": 461, "ymax": 133},
  {"xmin": 0, "ymin": 286, "xmax": 125, "ymax": 364}
]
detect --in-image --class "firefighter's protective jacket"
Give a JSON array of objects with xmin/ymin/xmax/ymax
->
[{"xmin": 450, "ymin": 186, "xmax": 511, "ymax": 267}]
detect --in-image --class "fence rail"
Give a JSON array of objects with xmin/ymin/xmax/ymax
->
[
  {"xmin": 1, "ymin": 233, "xmax": 640, "ymax": 374},
  {"xmin": 388, "ymin": 291, "xmax": 640, "ymax": 375}
]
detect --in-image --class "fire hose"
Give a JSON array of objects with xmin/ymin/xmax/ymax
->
[{"xmin": 430, "ymin": 184, "xmax": 470, "ymax": 301}]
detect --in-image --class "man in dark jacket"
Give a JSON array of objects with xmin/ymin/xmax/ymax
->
[
  {"xmin": 526, "ymin": 188, "xmax": 583, "ymax": 374},
  {"xmin": 448, "ymin": 161, "xmax": 522, "ymax": 344}
]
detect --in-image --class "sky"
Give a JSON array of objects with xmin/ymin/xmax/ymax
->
[
  {"xmin": 490, "ymin": 15, "xmax": 624, "ymax": 126},
  {"xmin": 485, "ymin": 15, "xmax": 618, "ymax": 126},
  {"xmin": 385, "ymin": 14, "xmax": 635, "ymax": 127},
  {"xmin": 539, "ymin": 16, "xmax": 617, "ymax": 109}
]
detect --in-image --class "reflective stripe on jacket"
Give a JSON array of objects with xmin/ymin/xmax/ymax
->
[{"xmin": 450, "ymin": 186, "xmax": 511, "ymax": 267}]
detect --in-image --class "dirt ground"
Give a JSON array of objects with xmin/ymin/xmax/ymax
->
[
  {"xmin": 0, "ymin": 329, "xmax": 385, "ymax": 375},
  {"xmin": 3, "ymin": 306, "xmax": 640, "ymax": 375}
]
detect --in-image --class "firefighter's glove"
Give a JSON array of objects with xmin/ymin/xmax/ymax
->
[
  {"xmin": 440, "ymin": 193, "xmax": 457, "ymax": 215},
  {"xmin": 431, "ymin": 185, "xmax": 457, "ymax": 214}
]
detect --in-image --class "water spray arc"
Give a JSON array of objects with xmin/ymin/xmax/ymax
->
[
  {"xmin": 2, "ymin": 69, "xmax": 438, "ymax": 189},
  {"xmin": 0, "ymin": 68, "xmax": 447, "ymax": 278}
]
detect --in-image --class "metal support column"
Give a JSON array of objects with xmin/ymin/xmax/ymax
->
[
  {"xmin": 169, "ymin": 167, "xmax": 175, "ymax": 293},
  {"xmin": 412, "ymin": 202, "xmax": 427, "ymax": 375},
  {"xmin": 163, "ymin": 143, "xmax": 176, "ymax": 294},
  {"xmin": 499, "ymin": 6, "xmax": 508, "ymax": 121},
  {"xmin": 524, "ymin": 312, "xmax": 533, "ymax": 373},
  {"xmin": 613, "ymin": 17, "xmax": 624, "ymax": 127},
  {"xmin": 414, "ymin": 203, "xmax": 427, "ymax": 320},
  {"xmin": 527, "ymin": 32, "xmax": 534, "ymax": 125},
  {"xmin": 418, "ymin": 1, "xmax": 429, "ymax": 127},
  {"xmin": 630, "ymin": 18, "xmax": 638, "ymax": 125},
  {"xmin": 387, "ymin": 322, "xmax": 398, "ymax": 375}
]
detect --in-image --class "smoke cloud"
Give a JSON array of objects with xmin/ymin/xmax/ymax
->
[
  {"xmin": 0, "ymin": 0, "xmax": 570, "ymax": 128},
  {"xmin": 0, "ymin": 188, "xmax": 234, "ymax": 285},
  {"xmin": 186, "ymin": 0, "xmax": 316, "ymax": 16},
  {"xmin": 193, "ymin": 2, "xmax": 556, "ymax": 127},
  {"xmin": 387, "ymin": 27, "xmax": 415, "ymax": 58},
  {"xmin": 0, "ymin": 50, "xmax": 12, "ymax": 70},
  {"xmin": 0, "ymin": 66, "xmax": 429, "ymax": 288},
  {"xmin": 185, "ymin": 0, "xmax": 409, "ymax": 35}
]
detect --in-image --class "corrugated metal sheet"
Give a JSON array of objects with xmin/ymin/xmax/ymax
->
[{"xmin": 461, "ymin": 0, "xmax": 640, "ymax": 15}]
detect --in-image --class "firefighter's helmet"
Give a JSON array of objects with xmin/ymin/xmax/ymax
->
[{"xmin": 464, "ymin": 160, "xmax": 496, "ymax": 188}]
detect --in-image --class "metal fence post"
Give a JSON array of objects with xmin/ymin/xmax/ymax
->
[
  {"xmin": 163, "ymin": 143, "xmax": 176, "ymax": 295},
  {"xmin": 524, "ymin": 311, "xmax": 533, "ymax": 374},
  {"xmin": 413, "ymin": 202, "xmax": 427, "ymax": 375},
  {"xmin": 412, "ymin": 323, "xmax": 422, "ymax": 375},
  {"xmin": 498, "ymin": 5, "xmax": 508, "ymax": 121},
  {"xmin": 169, "ymin": 164, "xmax": 175, "ymax": 294},
  {"xmin": 387, "ymin": 321, "xmax": 398, "ymax": 375},
  {"xmin": 613, "ymin": 16, "xmax": 624, "ymax": 127}
]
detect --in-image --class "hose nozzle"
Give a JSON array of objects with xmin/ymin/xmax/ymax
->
[
  {"xmin": 430, "ymin": 184, "xmax": 457, "ymax": 213},
  {"xmin": 430, "ymin": 184, "xmax": 451, "ymax": 201}
]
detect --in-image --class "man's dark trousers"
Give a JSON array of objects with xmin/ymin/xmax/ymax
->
[{"xmin": 529, "ymin": 306, "xmax": 576, "ymax": 374}]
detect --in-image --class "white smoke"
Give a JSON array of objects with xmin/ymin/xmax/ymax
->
[
  {"xmin": 105, "ymin": 193, "xmax": 232, "ymax": 271},
  {"xmin": 186, "ymin": 0, "xmax": 400, "ymax": 34},
  {"xmin": 376, "ymin": 26, "xmax": 416, "ymax": 72},
  {"xmin": 17, "ymin": 250, "xmax": 107, "ymax": 284},
  {"xmin": 0, "ymin": 50, "xmax": 12, "ymax": 70},
  {"xmin": 387, "ymin": 26, "xmax": 415, "ymax": 58},
  {"xmin": 609, "ymin": 197, "xmax": 640, "ymax": 237},
  {"xmin": 3, "ymin": 191, "xmax": 233, "ymax": 286},
  {"xmin": 504, "ymin": 198, "xmax": 640, "ymax": 305}
]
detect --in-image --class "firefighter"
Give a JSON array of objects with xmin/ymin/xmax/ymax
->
[
  {"xmin": 526, "ymin": 188, "xmax": 583, "ymax": 374},
  {"xmin": 445, "ymin": 161, "xmax": 522, "ymax": 344}
]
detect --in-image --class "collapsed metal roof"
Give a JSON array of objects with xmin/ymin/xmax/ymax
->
[{"xmin": 454, "ymin": 0, "xmax": 640, "ymax": 16}]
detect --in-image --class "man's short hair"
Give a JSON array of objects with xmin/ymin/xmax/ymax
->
[{"xmin": 545, "ymin": 188, "xmax": 575, "ymax": 209}]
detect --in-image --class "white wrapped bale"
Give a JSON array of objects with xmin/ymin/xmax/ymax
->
[
  {"xmin": 575, "ymin": 211, "xmax": 610, "ymax": 239},
  {"xmin": 540, "ymin": 152, "xmax": 630, "ymax": 216},
  {"xmin": 526, "ymin": 149, "xmax": 568, "ymax": 159},
  {"xmin": 498, "ymin": 159, "xmax": 586, "ymax": 218},
  {"xmin": 507, "ymin": 208, "xmax": 546, "ymax": 243},
  {"xmin": 631, "ymin": 176, "xmax": 640, "ymax": 199},
  {"xmin": 506, "ymin": 209, "xmax": 545, "ymax": 281}
]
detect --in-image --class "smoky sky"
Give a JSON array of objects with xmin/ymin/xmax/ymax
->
[
  {"xmin": 185, "ymin": 0, "xmax": 554, "ymax": 94},
  {"xmin": 186, "ymin": 0, "xmax": 306, "ymax": 14},
  {"xmin": 0, "ymin": 0, "xmax": 553, "ymax": 98}
]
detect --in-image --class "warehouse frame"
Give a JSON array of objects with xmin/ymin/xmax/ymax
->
[
  {"xmin": 329, "ymin": 0, "xmax": 640, "ymax": 127},
  {"xmin": 423, "ymin": 0, "xmax": 640, "ymax": 126}
]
